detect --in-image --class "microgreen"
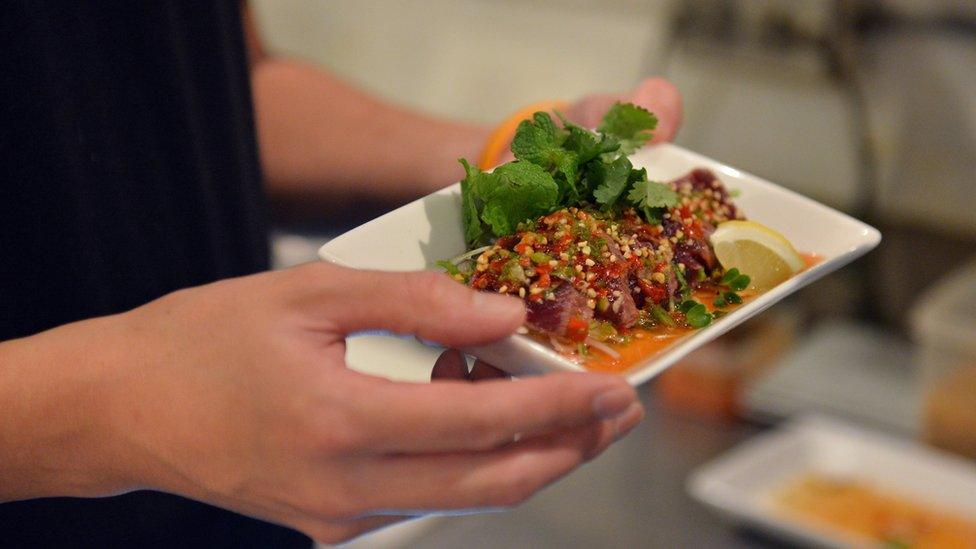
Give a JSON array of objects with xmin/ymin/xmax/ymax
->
[
  {"xmin": 721, "ymin": 268, "xmax": 751, "ymax": 292},
  {"xmin": 683, "ymin": 301, "xmax": 713, "ymax": 328}
]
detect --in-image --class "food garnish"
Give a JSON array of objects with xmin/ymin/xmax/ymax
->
[{"xmin": 709, "ymin": 220, "xmax": 803, "ymax": 291}]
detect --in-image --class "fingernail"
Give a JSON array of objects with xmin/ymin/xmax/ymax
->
[
  {"xmin": 592, "ymin": 387, "xmax": 637, "ymax": 419},
  {"xmin": 472, "ymin": 292, "xmax": 524, "ymax": 320},
  {"xmin": 613, "ymin": 403, "xmax": 645, "ymax": 440}
]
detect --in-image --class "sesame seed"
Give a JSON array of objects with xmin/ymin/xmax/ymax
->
[
  {"xmin": 586, "ymin": 299, "xmax": 596, "ymax": 309},
  {"xmin": 575, "ymin": 264, "xmax": 584, "ymax": 272},
  {"xmin": 498, "ymin": 285, "xmax": 508, "ymax": 293},
  {"xmin": 584, "ymin": 258, "xmax": 596, "ymax": 267},
  {"xmin": 518, "ymin": 287, "xmax": 526, "ymax": 298},
  {"xmin": 609, "ymin": 255, "xmax": 617, "ymax": 262},
  {"xmin": 586, "ymin": 288, "xmax": 597, "ymax": 298},
  {"xmin": 548, "ymin": 260, "xmax": 558, "ymax": 267}
]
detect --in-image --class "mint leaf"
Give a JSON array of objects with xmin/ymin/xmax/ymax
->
[
  {"xmin": 475, "ymin": 161, "xmax": 559, "ymax": 238},
  {"xmin": 512, "ymin": 112, "xmax": 563, "ymax": 164},
  {"xmin": 598, "ymin": 102, "xmax": 658, "ymax": 155},
  {"xmin": 512, "ymin": 112, "xmax": 579, "ymax": 202},
  {"xmin": 459, "ymin": 159, "xmax": 487, "ymax": 247},
  {"xmin": 590, "ymin": 156, "xmax": 633, "ymax": 209},
  {"xmin": 627, "ymin": 177, "xmax": 678, "ymax": 222}
]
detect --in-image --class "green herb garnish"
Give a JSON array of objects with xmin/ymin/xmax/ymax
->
[
  {"xmin": 682, "ymin": 300, "xmax": 713, "ymax": 328},
  {"xmin": 721, "ymin": 268, "xmax": 751, "ymax": 292},
  {"xmin": 458, "ymin": 102, "xmax": 666, "ymax": 247},
  {"xmin": 649, "ymin": 305, "xmax": 676, "ymax": 327},
  {"xmin": 435, "ymin": 260, "xmax": 462, "ymax": 277}
]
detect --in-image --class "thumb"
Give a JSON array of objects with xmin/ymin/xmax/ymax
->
[
  {"xmin": 304, "ymin": 263, "xmax": 525, "ymax": 347},
  {"xmin": 629, "ymin": 77, "xmax": 683, "ymax": 144}
]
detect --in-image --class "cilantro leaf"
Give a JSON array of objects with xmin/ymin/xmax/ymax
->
[
  {"xmin": 555, "ymin": 111, "xmax": 621, "ymax": 164},
  {"xmin": 598, "ymin": 102, "xmax": 658, "ymax": 155},
  {"xmin": 474, "ymin": 161, "xmax": 559, "ymax": 238},
  {"xmin": 459, "ymin": 159, "xmax": 487, "ymax": 247},
  {"xmin": 590, "ymin": 156, "xmax": 633, "ymax": 210},
  {"xmin": 626, "ymin": 177, "xmax": 678, "ymax": 222}
]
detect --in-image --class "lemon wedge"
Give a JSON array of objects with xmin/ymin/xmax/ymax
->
[{"xmin": 709, "ymin": 220, "xmax": 803, "ymax": 291}]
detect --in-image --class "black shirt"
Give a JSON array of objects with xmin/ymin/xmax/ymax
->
[{"xmin": 0, "ymin": 2, "xmax": 309, "ymax": 546}]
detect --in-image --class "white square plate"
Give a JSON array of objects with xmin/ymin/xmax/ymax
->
[
  {"xmin": 687, "ymin": 415, "xmax": 976, "ymax": 548},
  {"xmin": 319, "ymin": 143, "xmax": 880, "ymax": 385}
]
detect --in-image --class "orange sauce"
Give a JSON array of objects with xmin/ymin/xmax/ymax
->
[
  {"xmin": 583, "ymin": 253, "xmax": 823, "ymax": 374},
  {"xmin": 586, "ymin": 288, "xmax": 742, "ymax": 373},
  {"xmin": 585, "ymin": 328, "xmax": 690, "ymax": 373},
  {"xmin": 801, "ymin": 252, "xmax": 822, "ymax": 269},
  {"xmin": 776, "ymin": 474, "xmax": 976, "ymax": 548}
]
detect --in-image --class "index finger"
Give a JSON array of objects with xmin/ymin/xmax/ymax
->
[{"xmin": 346, "ymin": 371, "xmax": 638, "ymax": 453}]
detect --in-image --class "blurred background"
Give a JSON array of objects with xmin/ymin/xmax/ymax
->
[{"xmin": 252, "ymin": 0, "xmax": 976, "ymax": 547}]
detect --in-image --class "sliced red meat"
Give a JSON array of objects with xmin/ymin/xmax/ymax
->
[
  {"xmin": 596, "ymin": 275, "xmax": 639, "ymax": 329},
  {"xmin": 526, "ymin": 282, "xmax": 592, "ymax": 337}
]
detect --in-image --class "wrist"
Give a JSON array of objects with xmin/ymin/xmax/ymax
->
[{"xmin": 0, "ymin": 314, "xmax": 143, "ymax": 501}]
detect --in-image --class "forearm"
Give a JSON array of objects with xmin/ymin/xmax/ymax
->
[
  {"xmin": 251, "ymin": 58, "xmax": 490, "ymax": 206},
  {"xmin": 0, "ymin": 316, "xmax": 136, "ymax": 502}
]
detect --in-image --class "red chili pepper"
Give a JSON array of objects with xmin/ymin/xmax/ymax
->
[
  {"xmin": 638, "ymin": 279, "xmax": 667, "ymax": 304},
  {"xmin": 565, "ymin": 316, "xmax": 589, "ymax": 343},
  {"xmin": 686, "ymin": 220, "xmax": 704, "ymax": 240},
  {"xmin": 471, "ymin": 274, "xmax": 490, "ymax": 290},
  {"xmin": 535, "ymin": 263, "xmax": 552, "ymax": 288}
]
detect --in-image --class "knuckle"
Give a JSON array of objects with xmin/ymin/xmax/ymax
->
[
  {"xmin": 305, "ymin": 410, "xmax": 367, "ymax": 455},
  {"xmin": 466, "ymin": 412, "xmax": 506, "ymax": 449},
  {"xmin": 404, "ymin": 270, "xmax": 446, "ymax": 304}
]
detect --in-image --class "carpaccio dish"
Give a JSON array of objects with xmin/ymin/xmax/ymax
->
[{"xmin": 438, "ymin": 103, "xmax": 805, "ymax": 372}]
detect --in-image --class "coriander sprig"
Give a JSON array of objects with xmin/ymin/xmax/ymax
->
[{"xmin": 459, "ymin": 102, "xmax": 678, "ymax": 248}]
